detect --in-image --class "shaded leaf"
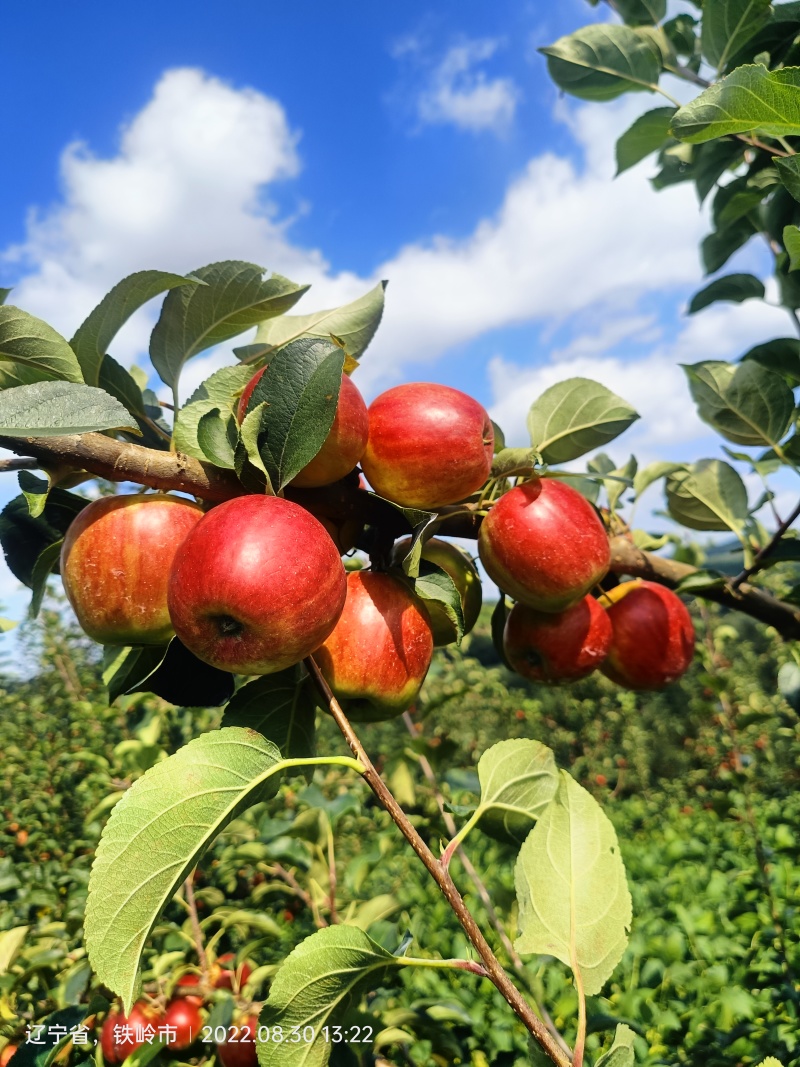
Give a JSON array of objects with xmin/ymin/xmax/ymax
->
[
  {"xmin": 683, "ymin": 359, "xmax": 794, "ymax": 447},
  {"xmin": 785, "ymin": 224, "xmax": 800, "ymax": 270},
  {"xmin": 633, "ymin": 461, "xmax": 684, "ymax": 498},
  {"xmin": 741, "ymin": 336, "xmax": 800, "ymax": 383},
  {"xmin": 197, "ymin": 408, "xmax": 238, "ymax": 469},
  {"xmin": 131, "ymin": 637, "xmax": 235, "ymax": 706},
  {"xmin": 29, "ymin": 539, "xmax": 62, "ymax": 618},
  {"xmin": 701, "ymin": 0, "xmax": 772, "ymax": 72},
  {"xmin": 515, "ymin": 771, "xmax": 632, "ymax": 996},
  {"xmin": 666, "ymin": 460, "xmax": 749, "ymax": 532},
  {"xmin": 688, "ymin": 273, "xmax": 765, "ymax": 313},
  {"xmin": 97, "ymin": 355, "xmax": 147, "ymax": 419},
  {"xmin": 70, "ymin": 270, "xmax": 201, "ymax": 385},
  {"xmin": 86, "ymin": 728, "xmax": 288, "ymax": 1010},
  {"xmin": 490, "ymin": 595, "xmax": 513, "ymax": 671},
  {"xmin": 774, "ymin": 155, "xmax": 800, "ymax": 204},
  {"xmin": 663, "ymin": 14, "xmax": 699, "ymax": 57},
  {"xmin": 103, "ymin": 645, "xmax": 170, "ymax": 705},
  {"xmin": 616, "ymin": 107, "xmax": 676, "ymax": 174},
  {"xmin": 701, "ymin": 218, "xmax": 757, "ymax": 274},
  {"xmin": 672, "ymin": 64, "xmax": 800, "ymax": 143},
  {"xmin": 0, "ymin": 306, "xmax": 83, "ymax": 384},
  {"xmin": 0, "ymin": 489, "xmax": 87, "ymax": 586},
  {"xmin": 490, "ymin": 447, "xmax": 539, "ymax": 478},
  {"xmin": 0, "ymin": 289, "xmax": 11, "ymax": 306},
  {"xmin": 473, "ymin": 739, "xmax": 559, "ymax": 845},
  {"xmin": 540, "ymin": 25, "xmax": 662, "ymax": 102},
  {"xmin": 528, "ymin": 378, "xmax": 639, "ymax": 464},
  {"xmin": 413, "ymin": 562, "xmax": 465, "ymax": 646},
  {"xmin": 613, "ymin": 0, "xmax": 666, "ymax": 25},
  {"xmin": 222, "ymin": 667, "xmax": 317, "ymax": 760}
]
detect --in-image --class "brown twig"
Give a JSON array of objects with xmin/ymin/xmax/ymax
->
[
  {"xmin": 263, "ymin": 863, "xmax": 328, "ymax": 928},
  {"xmin": 183, "ymin": 874, "xmax": 209, "ymax": 978},
  {"xmin": 304, "ymin": 657, "xmax": 571, "ymax": 1067},
  {"xmin": 0, "ymin": 456, "xmax": 38, "ymax": 472}
]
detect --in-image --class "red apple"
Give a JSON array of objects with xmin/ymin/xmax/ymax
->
[
  {"xmin": 168, "ymin": 495, "xmax": 346, "ymax": 674},
  {"xmin": 103, "ymin": 1001, "xmax": 163, "ymax": 1062},
  {"xmin": 601, "ymin": 580, "xmax": 695, "ymax": 690},
  {"xmin": 503, "ymin": 596, "xmax": 612, "ymax": 684},
  {"xmin": 360, "ymin": 383, "xmax": 494, "ymax": 509},
  {"xmin": 163, "ymin": 997, "xmax": 203, "ymax": 1050},
  {"xmin": 392, "ymin": 537, "xmax": 482, "ymax": 646},
  {"xmin": 478, "ymin": 479, "xmax": 610, "ymax": 612},
  {"xmin": 238, "ymin": 368, "xmax": 369, "ymax": 488},
  {"xmin": 174, "ymin": 971, "xmax": 204, "ymax": 1006},
  {"xmin": 212, "ymin": 952, "xmax": 253, "ymax": 991},
  {"xmin": 61, "ymin": 494, "xmax": 203, "ymax": 645},
  {"xmin": 0, "ymin": 1045, "xmax": 16, "ymax": 1067},
  {"xmin": 313, "ymin": 571, "xmax": 434, "ymax": 721},
  {"xmin": 216, "ymin": 1014, "xmax": 258, "ymax": 1067}
]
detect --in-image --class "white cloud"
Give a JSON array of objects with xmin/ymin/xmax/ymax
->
[{"xmin": 416, "ymin": 38, "xmax": 519, "ymax": 133}]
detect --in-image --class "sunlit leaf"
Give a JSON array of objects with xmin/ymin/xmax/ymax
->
[
  {"xmin": 672, "ymin": 65, "xmax": 800, "ymax": 143},
  {"xmin": 528, "ymin": 378, "xmax": 639, "ymax": 463},
  {"xmin": 540, "ymin": 25, "xmax": 662, "ymax": 101},
  {"xmin": 0, "ymin": 306, "xmax": 83, "ymax": 384},
  {"xmin": 0, "ymin": 381, "xmax": 138, "ymax": 437}
]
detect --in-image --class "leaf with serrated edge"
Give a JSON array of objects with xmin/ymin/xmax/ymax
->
[
  {"xmin": 247, "ymin": 281, "xmax": 387, "ymax": 363},
  {"xmin": 0, "ymin": 307, "xmax": 83, "ymax": 384},
  {"xmin": 515, "ymin": 771, "xmax": 632, "ymax": 996},
  {"xmin": 85, "ymin": 728, "xmax": 288, "ymax": 1010},
  {"xmin": 475, "ymin": 739, "xmax": 559, "ymax": 845},
  {"xmin": 173, "ymin": 364, "xmax": 253, "ymax": 460},
  {"xmin": 666, "ymin": 459, "xmax": 749, "ymax": 532},
  {"xmin": 595, "ymin": 1023, "xmax": 637, "ymax": 1067},
  {"xmin": 688, "ymin": 273, "xmax": 765, "ymax": 313},
  {"xmin": 616, "ymin": 107, "xmax": 675, "ymax": 174},
  {"xmin": 702, "ymin": 0, "xmax": 771, "ymax": 72},
  {"xmin": 222, "ymin": 668, "xmax": 316, "ymax": 760},
  {"xmin": 0, "ymin": 382, "xmax": 138, "ymax": 437},
  {"xmin": 70, "ymin": 270, "xmax": 201, "ymax": 386},
  {"xmin": 257, "ymin": 926, "xmax": 400, "ymax": 1067},
  {"xmin": 528, "ymin": 378, "xmax": 639, "ymax": 464},
  {"xmin": 672, "ymin": 65, "xmax": 800, "ymax": 143},
  {"xmin": 540, "ymin": 25, "xmax": 662, "ymax": 102},
  {"xmin": 683, "ymin": 360, "xmax": 794, "ymax": 447},
  {"xmin": 149, "ymin": 261, "xmax": 307, "ymax": 394}
]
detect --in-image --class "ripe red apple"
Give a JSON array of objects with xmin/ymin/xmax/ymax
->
[
  {"xmin": 360, "ymin": 383, "xmax": 494, "ymax": 509},
  {"xmin": 238, "ymin": 368, "xmax": 369, "ymax": 488},
  {"xmin": 392, "ymin": 537, "xmax": 482, "ymax": 646},
  {"xmin": 61, "ymin": 494, "xmax": 203, "ymax": 645},
  {"xmin": 478, "ymin": 479, "xmax": 610, "ymax": 612},
  {"xmin": 0, "ymin": 1045, "xmax": 17, "ymax": 1067},
  {"xmin": 503, "ymin": 596, "xmax": 612, "ymax": 684},
  {"xmin": 163, "ymin": 997, "xmax": 202, "ymax": 1050},
  {"xmin": 212, "ymin": 952, "xmax": 253, "ymax": 991},
  {"xmin": 601, "ymin": 580, "xmax": 695, "ymax": 690},
  {"xmin": 168, "ymin": 495, "xmax": 346, "ymax": 674},
  {"xmin": 216, "ymin": 1014, "xmax": 258, "ymax": 1067},
  {"xmin": 174, "ymin": 971, "xmax": 204, "ymax": 1006},
  {"xmin": 103, "ymin": 1001, "xmax": 164, "ymax": 1062},
  {"xmin": 313, "ymin": 571, "xmax": 434, "ymax": 721}
]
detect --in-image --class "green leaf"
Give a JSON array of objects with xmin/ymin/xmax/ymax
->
[
  {"xmin": 222, "ymin": 667, "xmax": 316, "ymax": 760},
  {"xmin": 257, "ymin": 926, "xmax": 400, "ymax": 1067},
  {"xmin": 149, "ymin": 261, "xmax": 307, "ymax": 394},
  {"xmin": 695, "ymin": 139, "xmax": 748, "ymax": 201},
  {"xmin": 688, "ymin": 273, "xmax": 765, "ymax": 312},
  {"xmin": 70, "ymin": 270, "xmax": 202, "ymax": 386},
  {"xmin": 540, "ymin": 25, "xmax": 662, "ymax": 102},
  {"xmin": 754, "ymin": 1059, "xmax": 784, "ymax": 1067},
  {"xmin": 0, "ymin": 926, "xmax": 28, "ymax": 973},
  {"xmin": 0, "ymin": 489, "xmax": 87, "ymax": 586},
  {"xmin": 0, "ymin": 381, "xmax": 139, "ymax": 437},
  {"xmin": 712, "ymin": 177, "xmax": 765, "ymax": 227},
  {"xmin": 606, "ymin": 455, "xmax": 637, "ymax": 512},
  {"xmin": 412, "ymin": 562, "xmax": 465, "ymax": 646},
  {"xmin": 124, "ymin": 637, "xmax": 235, "ymax": 707},
  {"xmin": 701, "ymin": 218, "xmax": 757, "ymax": 274},
  {"xmin": 29, "ymin": 539, "xmax": 62, "ymax": 618},
  {"xmin": 785, "ymin": 224, "xmax": 800, "ymax": 270},
  {"xmin": 633, "ymin": 461, "xmax": 684, "ymax": 497},
  {"xmin": 528, "ymin": 378, "xmax": 639, "ymax": 464},
  {"xmin": 472, "ymin": 739, "xmax": 559, "ymax": 846},
  {"xmin": 197, "ymin": 408, "xmax": 238, "ymax": 469},
  {"xmin": 86, "ymin": 728, "xmax": 289, "ymax": 1010},
  {"xmin": 394, "ymin": 511, "xmax": 441, "ymax": 579},
  {"xmin": 0, "ymin": 289, "xmax": 11, "ymax": 306},
  {"xmin": 19, "ymin": 470, "xmax": 50, "ymax": 519},
  {"xmin": 241, "ymin": 337, "xmax": 345, "ymax": 491},
  {"xmin": 774, "ymin": 155, "xmax": 800, "ymax": 203},
  {"xmin": 666, "ymin": 460, "xmax": 749, "ymax": 532},
  {"xmin": 778, "ymin": 661, "xmax": 800, "ymax": 711},
  {"xmin": 613, "ymin": 0, "xmax": 666, "ymax": 25},
  {"xmin": 234, "ymin": 402, "xmax": 274, "ymax": 492},
  {"xmin": 490, "ymin": 447, "xmax": 539, "ymax": 478},
  {"xmin": 172, "ymin": 364, "xmax": 253, "ymax": 460},
  {"xmin": 701, "ymin": 0, "xmax": 772, "ymax": 72},
  {"xmin": 102, "ymin": 644, "xmax": 170, "ymax": 704},
  {"xmin": 0, "ymin": 306, "xmax": 83, "ymax": 384},
  {"xmin": 595, "ymin": 1023, "xmax": 638, "ymax": 1067},
  {"xmin": 673, "ymin": 569, "xmax": 727, "ymax": 594},
  {"xmin": 12, "ymin": 1003, "xmax": 107, "ymax": 1067},
  {"xmin": 515, "ymin": 771, "xmax": 631, "ymax": 996},
  {"xmin": 615, "ymin": 107, "xmax": 676, "ymax": 174},
  {"xmin": 97, "ymin": 355, "xmax": 147, "ymax": 419},
  {"xmin": 672, "ymin": 64, "xmax": 800, "ymax": 143},
  {"xmin": 663, "ymin": 14, "xmax": 699, "ymax": 57},
  {"xmin": 682, "ymin": 360, "xmax": 794, "ymax": 447},
  {"xmin": 741, "ymin": 336, "xmax": 800, "ymax": 383},
  {"xmin": 244, "ymin": 280, "xmax": 387, "ymax": 364}
]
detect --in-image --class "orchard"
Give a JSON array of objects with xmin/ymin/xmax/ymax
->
[{"xmin": 3, "ymin": 2, "xmax": 800, "ymax": 1066}]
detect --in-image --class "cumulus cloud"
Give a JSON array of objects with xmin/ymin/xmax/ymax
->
[{"xmin": 416, "ymin": 38, "xmax": 519, "ymax": 133}]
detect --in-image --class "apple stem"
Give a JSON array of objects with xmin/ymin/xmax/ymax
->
[
  {"xmin": 183, "ymin": 874, "xmax": 209, "ymax": 980},
  {"xmin": 303, "ymin": 656, "xmax": 572, "ymax": 1067}
]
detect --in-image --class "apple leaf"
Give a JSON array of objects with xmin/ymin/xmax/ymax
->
[
  {"xmin": 96, "ymin": 355, "xmax": 147, "ymax": 419},
  {"xmin": 241, "ymin": 280, "xmax": 387, "ymax": 365},
  {"xmin": 0, "ymin": 289, "xmax": 11, "ymax": 306},
  {"xmin": 222, "ymin": 667, "xmax": 317, "ymax": 760},
  {"xmin": 0, "ymin": 489, "xmax": 87, "ymax": 587},
  {"xmin": 471, "ymin": 739, "xmax": 559, "ymax": 845},
  {"xmin": 595, "ymin": 1024, "xmax": 638, "ymax": 1067},
  {"xmin": 701, "ymin": 0, "xmax": 771, "ymax": 72},
  {"xmin": 257, "ymin": 926, "xmax": 401, "ymax": 1067},
  {"xmin": 127, "ymin": 638, "xmax": 235, "ymax": 707},
  {"xmin": 540, "ymin": 24, "xmax": 662, "ymax": 102},
  {"xmin": 671, "ymin": 65, "xmax": 800, "ymax": 143},
  {"xmin": 774, "ymin": 155, "xmax": 800, "ymax": 204},
  {"xmin": 632, "ymin": 461, "xmax": 684, "ymax": 498},
  {"xmin": 28, "ymin": 539, "xmax": 63, "ymax": 619},
  {"xmin": 666, "ymin": 459, "xmax": 749, "ymax": 532},
  {"xmin": 682, "ymin": 360, "xmax": 794, "ymax": 448},
  {"xmin": 18, "ymin": 471, "xmax": 51, "ymax": 519},
  {"xmin": 103, "ymin": 645, "xmax": 170, "ymax": 705},
  {"xmin": 70, "ymin": 270, "xmax": 202, "ymax": 386},
  {"xmin": 412, "ymin": 562, "xmax": 465, "ymax": 646},
  {"xmin": 149, "ymin": 261, "xmax": 308, "ymax": 396},
  {"xmin": 172, "ymin": 364, "xmax": 253, "ymax": 460},
  {"xmin": 615, "ymin": 107, "xmax": 675, "ymax": 174},
  {"xmin": 0, "ymin": 306, "xmax": 84, "ymax": 385},
  {"xmin": 85, "ymin": 728, "xmax": 291, "ymax": 1011},
  {"xmin": 528, "ymin": 378, "xmax": 639, "ymax": 463},
  {"xmin": 688, "ymin": 273, "xmax": 765, "ymax": 313},
  {"xmin": 241, "ymin": 337, "xmax": 345, "ymax": 491},
  {"xmin": 0, "ymin": 381, "xmax": 139, "ymax": 437},
  {"xmin": 741, "ymin": 337, "xmax": 800, "ymax": 384},
  {"xmin": 785, "ymin": 225, "xmax": 800, "ymax": 271},
  {"xmin": 196, "ymin": 408, "xmax": 238, "ymax": 469},
  {"xmin": 515, "ymin": 770, "xmax": 632, "ymax": 996},
  {"xmin": 755, "ymin": 1060, "xmax": 784, "ymax": 1067}
]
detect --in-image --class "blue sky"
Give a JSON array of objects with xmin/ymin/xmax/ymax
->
[{"xmin": 0, "ymin": 0, "xmax": 797, "ymax": 620}]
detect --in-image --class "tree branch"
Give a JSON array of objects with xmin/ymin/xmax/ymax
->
[
  {"xmin": 730, "ymin": 498, "xmax": 800, "ymax": 590},
  {"xmin": 0, "ymin": 456, "xmax": 39, "ymax": 473}
]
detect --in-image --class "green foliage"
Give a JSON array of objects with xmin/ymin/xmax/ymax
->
[
  {"xmin": 540, "ymin": 25, "xmax": 663, "ymax": 101},
  {"xmin": 0, "ymin": 306, "xmax": 84, "ymax": 384},
  {"xmin": 665, "ymin": 460, "xmax": 749, "ymax": 534},
  {"xmin": 688, "ymin": 273, "xmax": 765, "ymax": 313},
  {"xmin": 682, "ymin": 360, "xmax": 795, "ymax": 448},
  {"xmin": 527, "ymin": 377, "xmax": 639, "ymax": 464},
  {"xmin": 469, "ymin": 738, "xmax": 558, "ymax": 845},
  {"xmin": 615, "ymin": 107, "xmax": 675, "ymax": 174},
  {"xmin": 672, "ymin": 65, "xmax": 800, "ymax": 143},
  {"xmin": 222, "ymin": 669, "xmax": 317, "ymax": 760},
  {"xmin": 701, "ymin": 0, "xmax": 772, "ymax": 73},
  {"xmin": 0, "ymin": 381, "xmax": 138, "ymax": 437}
]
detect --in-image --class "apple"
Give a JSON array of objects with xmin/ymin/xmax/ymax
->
[
  {"xmin": 360, "ymin": 383, "xmax": 494, "ymax": 509},
  {"xmin": 601, "ymin": 580, "xmax": 695, "ymax": 690},
  {"xmin": 216, "ymin": 1014, "xmax": 258, "ymax": 1067},
  {"xmin": 103, "ymin": 1001, "xmax": 164, "ymax": 1062},
  {"xmin": 61, "ymin": 494, "xmax": 203, "ymax": 645},
  {"xmin": 213, "ymin": 952, "xmax": 253, "ymax": 991},
  {"xmin": 168, "ymin": 495, "xmax": 346, "ymax": 674},
  {"xmin": 238, "ymin": 368, "xmax": 369, "ymax": 488},
  {"xmin": 0, "ymin": 1046, "xmax": 16, "ymax": 1067},
  {"xmin": 313, "ymin": 571, "xmax": 434, "ymax": 721},
  {"xmin": 503, "ymin": 596, "xmax": 612, "ymax": 684},
  {"xmin": 392, "ymin": 537, "xmax": 482, "ymax": 646},
  {"xmin": 478, "ymin": 478, "xmax": 610, "ymax": 612},
  {"xmin": 163, "ymin": 997, "xmax": 203, "ymax": 1050},
  {"xmin": 174, "ymin": 971, "xmax": 204, "ymax": 1006}
]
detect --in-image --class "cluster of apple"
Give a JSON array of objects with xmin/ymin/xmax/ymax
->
[
  {"xmin": 100, "ymin": 955, "xmax": 256, "ymax": 1066},
  {"xmin": 60, "ymin": 370, "xmax": 695, "ymax": 714}
]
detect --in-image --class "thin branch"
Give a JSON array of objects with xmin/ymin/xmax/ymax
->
[
  {"xmin": 303, "ymin": 657, "xmax": 571, "ymax": 1067},
  {"xmin": 263, "ymin": 863, "xmax": 328, "ymax": 928},
  {"xmin": 0, "ymin": 456, "xmax": 38, "ymax": 473},
  {"xmin": 730, "ymin": 498, "xmax": 800, "ymax": 590},
  {"xmin": 183, "ymin": 875, "xmax": 209, "ymax": 978},
  {"xmin": 325, "ymin": 823, "xmax": 339, "ymax": 924}
]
